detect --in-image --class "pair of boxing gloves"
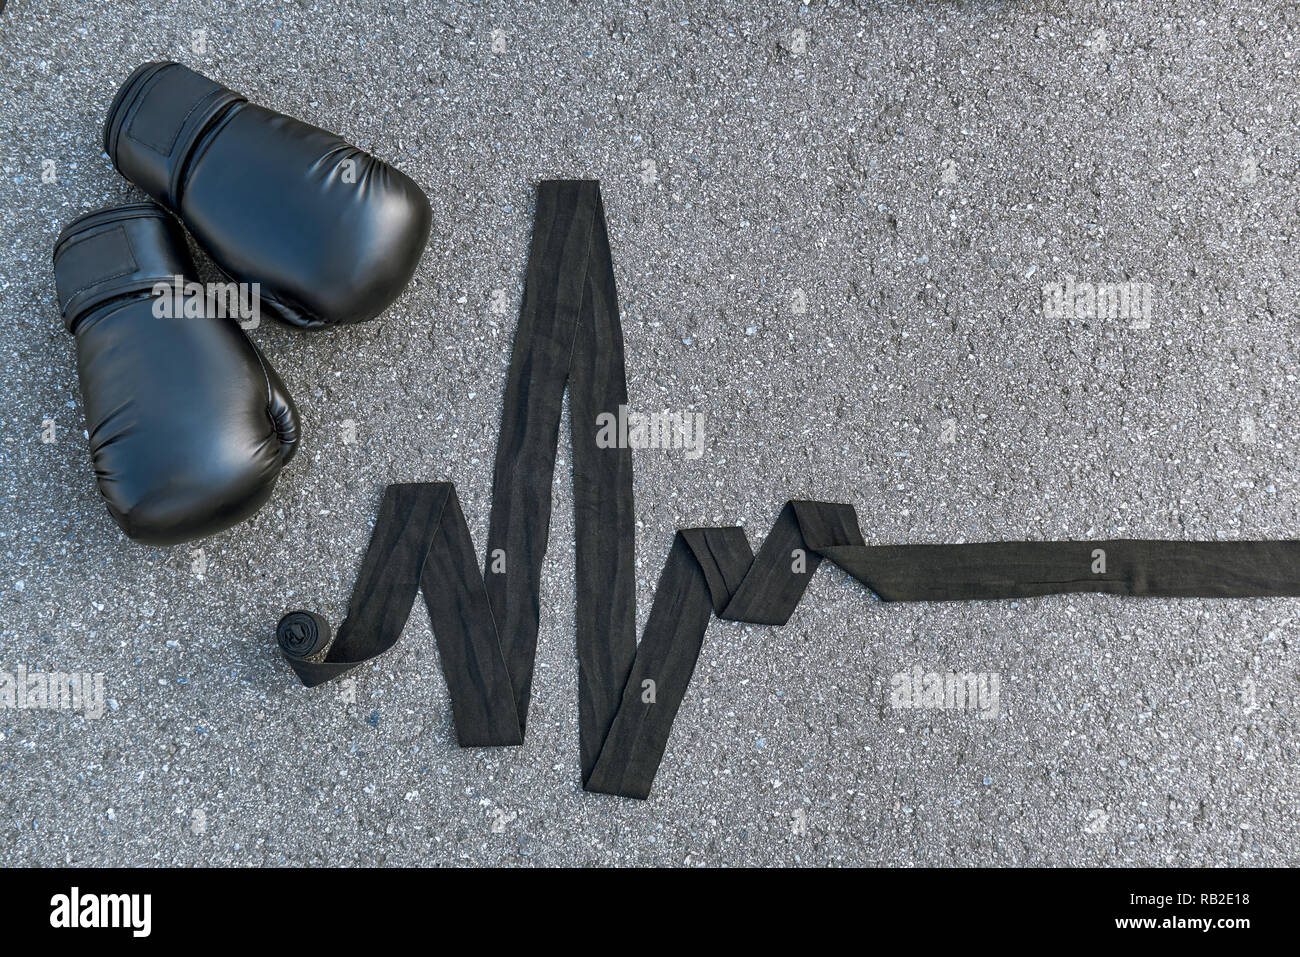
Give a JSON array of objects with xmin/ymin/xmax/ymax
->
[{"xmin": 53, "ymin": 62, "xmax": 431, "ymax": 544}]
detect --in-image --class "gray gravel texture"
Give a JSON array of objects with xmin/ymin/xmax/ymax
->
[{"xmin": 2, "ymin": 0, "xmax": 1298, "ymax": 867}]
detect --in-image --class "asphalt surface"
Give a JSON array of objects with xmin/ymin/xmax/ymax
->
[{"xmin": 1, "ymin": 0, "xmax": 1297, "ymax": 866}]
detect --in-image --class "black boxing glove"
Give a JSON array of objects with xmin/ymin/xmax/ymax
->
[
  {"xmin": 53, "ymin": 203, "xmax": 300, "ymax": 544},
  {"xmin": 102, "ymin": 61, "xmax": 431, "ymax": 328}
]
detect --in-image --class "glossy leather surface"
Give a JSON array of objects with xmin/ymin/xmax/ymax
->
[
  {"xmin": 53, "ymin": 203, "xmax": 299, "ymax": 544},
  {"xmin": 104, "ymin": 61, "xmax": 431, "ymax": 328}
]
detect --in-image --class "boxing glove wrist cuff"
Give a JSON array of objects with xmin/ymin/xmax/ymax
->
[
  {"xmin": 53, "ymin": 203, "xmax": 195, "ymax": 333},
  {"xmin": 103, "ymin": 61, "xmax": 245, "ymax": 209}
]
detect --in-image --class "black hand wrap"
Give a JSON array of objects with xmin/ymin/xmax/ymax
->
[
  {"xmin": 278, "ymin": 180, "xmax": 1300, "ymax": 800},
  {"xmin": 276, "ymin": 611, "xmax": 332, "ymax": 660}
]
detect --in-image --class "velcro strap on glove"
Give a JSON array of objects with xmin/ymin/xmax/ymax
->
[
  {"xmin": 52, "ymin": 203, "xmax": 194, "ymax": 333},
  {"xmin": 102, "ymin": 61, "xmax": 246, "ymax": 209}
]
